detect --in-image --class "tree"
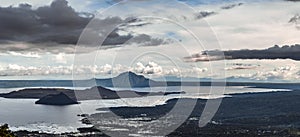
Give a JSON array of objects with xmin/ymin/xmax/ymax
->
[{"xmin": 0, "ymin": 124, "xmax": 15, "ymax": 137}]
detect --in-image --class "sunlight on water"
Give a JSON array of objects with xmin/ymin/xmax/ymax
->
[{"xmin": 0, "ymin": 86, "xmax": 292, "ymax": 133}]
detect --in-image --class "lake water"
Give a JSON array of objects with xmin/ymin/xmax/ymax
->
[{"xmin": 0, "ymin": 86, "xmax": 292, "ymax": 133}]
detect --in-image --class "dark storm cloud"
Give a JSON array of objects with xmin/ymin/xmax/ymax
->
[
  {"xmin": 184, "ymin": 44, "xmax": 300, "ymax": 62},
  {"xmin": 0, "ymin": 0, "xmax": 167, "ymax": 52},
  {"xmin": 130, "ymin": 34, "xmax": 169, "ymax": 46},
  {"xmin": 289, "ymin": 14, "xmax": 300, "ymax": 29},
  {"xmin": 195, "ymin": 11, "xmax": 217, "ymax": 19},
  {"xmin": 0, "ymin": 0, "xmax": 89, "ymax": 45},
  {"xmin": 220, "ymin": 3, "xmax": 243, "ymax": 10},
  {"xmin": 195, "ymin": 3, "xmax": 243, "ymax": 20},
  {"xmin": 194, "ymin": 3, "xmax": 244, "ymax": 20}
]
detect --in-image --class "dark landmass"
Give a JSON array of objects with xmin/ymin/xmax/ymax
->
[
  {"xmin": 86, "ymin": 90, "xmax": 300, "ymax": 136},
  {"xmin": 7, "ymin": 90, "xmax": 300, "ymax": 136},
  {"xmin": 13, "ymin": 128, "xmax": 108, "ymax": 137},
  {"xmin": 0, "ymin": 88, "xmax": 76, "ymax": 99},
  {"xmin": 103, "ymin": 90, "xmax": 300, "ymax": 125},
  {"xmin": 2, "ymin": 71, "xmax": 300, "ymax": 135},
  {"xmin": 0, "ymin": 86, "xmax": 184, "ymax": 101},
  {"xmin": 35, "ymin": 92, "xmax": 79, "ymax": 105}
]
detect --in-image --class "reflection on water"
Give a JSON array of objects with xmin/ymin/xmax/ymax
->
[
  {"xmin": 0, "ymin": 98, "xmax": 87, "ymax": 133},
  {"xmin": 0, "ymin": 86, "xmax": 291, "ymax": 133}
]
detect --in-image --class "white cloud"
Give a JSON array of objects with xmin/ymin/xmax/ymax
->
[
  {"xmin": 99, "ymin": 64, "xmax": 112, "ymax": 74},
  {"xmin": 133, "ymin": 61, "xmax": 163, "ymax": 75},
  {"xmin": 191, "ymin": 67, "xmax": 208, "ymax": 73},
  {"xmin": 0, "ymin": 63, "xmax": 128, "ymax": 77},
  {"xmin": 250, "ymin": 65, "xmax": 299, "ymax": 81},
  {"xmin": 8, "ymin": 51, "xmax": 41, "ymax": 58},
  {"xmin": 132, "ymin": 61, "xmax": 207, "ymax": 77},
  {"xmin": 134, "ymin": 62, "xmax": 145, "ymax": 73},
  {"xmin": 223, "ymin": 59, "xmax": 300, "ymax": 82},
  {"xmin": 1, "ymin": 59, "xmax": 300, "ymax": 82},
  {"xmin": 164, "ymin": 68, "xmax": 180, "ymax": 75},
  {"xmin": 54, "ymin": 53, "xmax": 68, "ymax": 64}
]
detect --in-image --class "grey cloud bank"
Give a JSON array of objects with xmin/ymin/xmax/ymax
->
[
  {"xmin": 224, "ymin": 44, "xmax": 300, "ymax": 60},
  {"xmin": 185, "ymin": 44, "xmax": 300, "ymax": 62},
  {"xmin": 0, "ymin": 0, "xmax": 90, "ymax": 45},
  {"xmin": 0, "ymin": 0, "xmax": 167, "ymax": 53}
]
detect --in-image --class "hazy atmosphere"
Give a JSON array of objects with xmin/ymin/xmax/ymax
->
[
  {"xmin": 1, "ymin": 0, "xmax": 300, "ymax": 137},
  {"xmin": 0, "ymin": 0, "xmax": 299, "ymax": 82}
]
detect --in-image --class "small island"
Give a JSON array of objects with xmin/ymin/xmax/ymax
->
[
  {"xmin": 0, "ymin": 72, "xmax": 184, "ymax": 106},
  {"xmin": 35, "ymin": 92, "xmax": 79, "ymax": 105}
]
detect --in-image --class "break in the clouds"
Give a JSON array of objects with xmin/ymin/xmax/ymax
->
[
  {"xmin": 184, "ymin": 44, "xmax": 300, "ymax": 62},
  {"xmin": 0, "ymin": 0, "xmax": 167, "ymax": 53}
]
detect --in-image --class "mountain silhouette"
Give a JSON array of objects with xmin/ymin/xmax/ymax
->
[
  {"xmin": 97, "ymin": 71, "xmax": 159, "ymax": 87},
  {"xmin": 35, "ymin": 92, "xmax": 78, "ymax": 105}
]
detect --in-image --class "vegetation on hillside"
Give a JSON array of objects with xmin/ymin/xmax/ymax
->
[{"xmin": 0, "ymin": 124, "xmax": 15, "ymax": 137}]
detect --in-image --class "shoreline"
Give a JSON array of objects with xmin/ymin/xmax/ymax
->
[{"xmin": 6, "ymin": 89, "xmax": 300, "ymax": 136}]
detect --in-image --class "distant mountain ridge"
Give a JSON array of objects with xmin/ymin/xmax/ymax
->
[{"xmin": 97, "ymin": 71, "xmax": 158, "ymax": 87}]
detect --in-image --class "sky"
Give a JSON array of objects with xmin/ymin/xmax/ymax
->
[{"xmin": 0, "ymin": 0, "xmax": 299, "ymax": 82}]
